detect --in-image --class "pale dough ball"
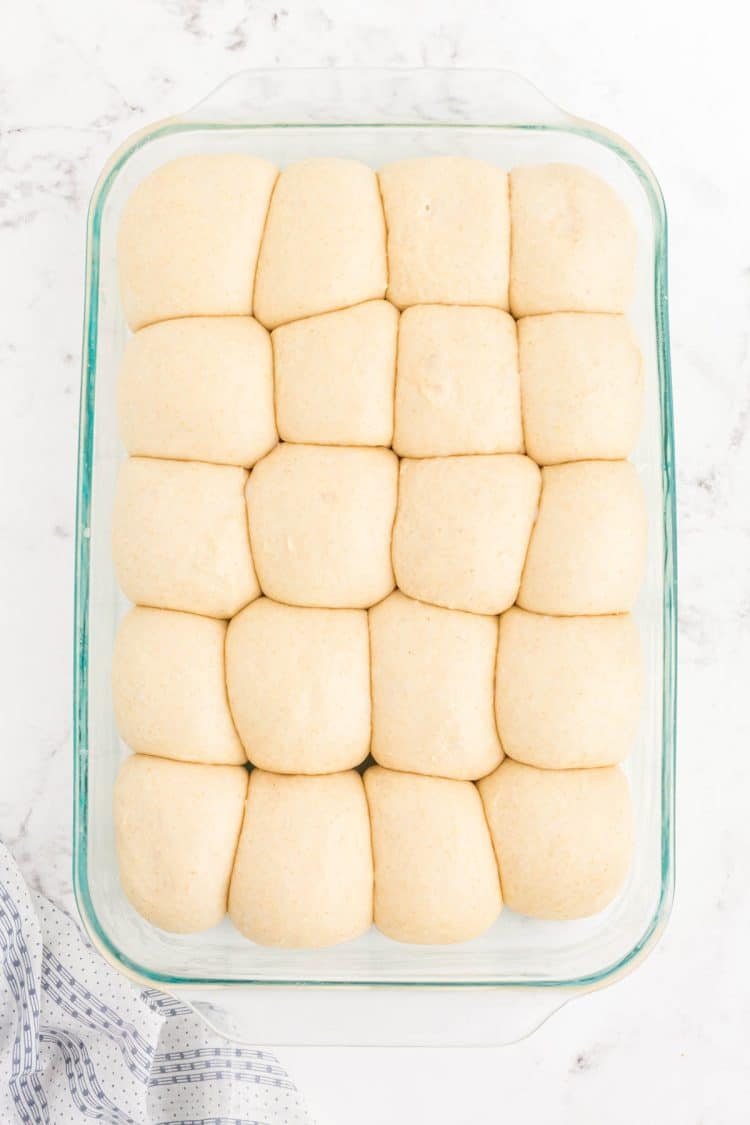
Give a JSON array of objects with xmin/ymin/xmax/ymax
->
[
  {"xmin": 392, "ymin": 455, "xmax": 541, "ymax": 614},
  {"xmin": 226, "ymin": 598, "xmax": 370, "ymax": 774},
  {"xmin": 246, "ymin": 444, "xmax": 398, "ymax": 608},
  {"xmin": 364, "ymin": 766, "xmax": 502, "ymax": 944},
  {"xmin": 273, "ymin": 301, "xmax": 397, "ymax": 446},
  {"xmin": 478, "ymin": 759, "xmax": 634, "ymax": 920},
  {"xmin": 496, "ymin": 607, "xmax": 644, "ymax": 769},
  {"xmin": 518, "ymin": 460, "xmax": 646, "ymax": 615},
  {"xmin": 393, "ymin": 306, "xmax": 523, "ymax": 457},
  {"xmin": 519, "ymin": 313, "xmax": 644, "ymax": 464},
  {"xmin": 228, "ymin": 770, "xmax": 373, "ymax": 948},
  {"xmin": 117, "ymin": 154, "xmax": 277, "ymax": 330},
  {"xmin": 112, "ymin": 457, "xmax": 259, "ymax": 618},
  {"xmin": 379, "ymin": 156, "xmax": 510, "ymax": 308},
  {"xmin": 117, "ymin": 317, "xmax": 277, "ymax": 467},
  {"xmin": 253, "ymin": 158, "xmax": 387, "ymax": 328},
  {"xmin": 369, "ymin": 592, "xmax": 502, "ymax": 780},
  {"xmin": 113, "ymin": 607, "xmax": 244, "ymax": 765},
  {"xmin": 114, "ymin": 754, "xmax": 247, "ymax": 933},
  {"xmin": 509, "ymin": 163, "xmax": 636, "ymax": 316}
]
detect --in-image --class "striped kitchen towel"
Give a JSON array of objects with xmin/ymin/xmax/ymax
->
[{"xmin": 0, "ymin": 843, "xmax": 313, "ymax": 1125}]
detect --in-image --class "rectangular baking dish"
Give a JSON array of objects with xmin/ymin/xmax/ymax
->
[{"xmin": 73, "ymin": 68, "xmax": 676, "ymax": 1045}]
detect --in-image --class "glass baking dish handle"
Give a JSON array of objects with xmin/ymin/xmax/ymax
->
[
  {"xmin": 173, "ymin": 984, "xmax": 579, "ymax": 1048},
  {"xmin": 181, "ymin": 67, "xmax": 575, "ymax": 128}
]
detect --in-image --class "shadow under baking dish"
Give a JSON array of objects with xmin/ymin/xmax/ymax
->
[{"xmin": 73, "ymin": 68, "xmax": 676, "ymax": 993}]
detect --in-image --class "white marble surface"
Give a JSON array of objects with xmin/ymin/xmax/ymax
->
[{"xmin": 1, "ymin": 0, "xmax": 749, "ymax": 1121}]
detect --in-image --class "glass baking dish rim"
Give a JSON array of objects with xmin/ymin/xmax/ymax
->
[{"xmin": 73, "ymin": 107, "xmax": 677, "ymax": 992}]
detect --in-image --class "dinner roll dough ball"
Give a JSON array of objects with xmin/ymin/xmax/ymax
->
[
  {"xmin": 518, "ymin": 460, "xmax": 646, "ymax": 615},
  {"xmin": 496, "ymin": 608, "xmax": 643, "ymax": 769},
  {"xmin": 247, "ymin": 444, "xmax": 398, "ymax": 608},
  {"xmin": 365, "ymin": 766, "xmax": 502, "ymax": 944},
  {"xmin": 393, "ymin": 306, "xmax": 522, "ymax": 457},
  {"xmin": 379, "ymin": 157, "xmax": 510, "ymax": 308},
  {"xmin": 117, "ymin": 317, "xmax": 276, "ymax": 467},
  {"xmin": 112, "ymin": 458, "xmax": 258, "ymax": 618},
  {"xmin": 369, "ymin": 592, "xmax": 502, "ymax": 780},
  {"xmin": 228, "ymin": 771, "xmax": 373, "ymax": 948},
  {"xmin": 519, "ymin": 314, "xmax": 644, "ymax": 464},
  {"xmin": 478, "ymin": 759, "xmax": 634, "ymax": 920},
  {"xmin": 253, "ymin": 158, "xmax": 387, "ymax": 328},
  {"xmin": 392, "ymin": 455, "xmax": 540, "ymax": 614},
  {"xmin": 273, "ymin": 301, "xmax": 397, "ymax": 446},
  {"xmin": 509, "ymin": 164, "xmax": 636, "ymax": 317},
  {"xmin": 117, "ymin": 154, "xmax": 277, "ymax": 330},
  {"xmin": 113, "ymin": 607, "xmax": 244, "ymax": 765},
  {"xmin": 114, "ymin": 755, "xmax": 247, "ymax": 933},
  {"xmin": 226, "ymin": 599, "xmax": 370, "ymax": 773}
]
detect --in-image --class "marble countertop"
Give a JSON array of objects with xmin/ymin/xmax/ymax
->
[{"xmin": 1, "ymin": 0, "xmax": 748, "ymax": 1121}]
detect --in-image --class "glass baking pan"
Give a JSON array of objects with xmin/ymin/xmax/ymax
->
[{"xmin": 73, "ymin": 68, "xmax": 676, "ymax": 1046}]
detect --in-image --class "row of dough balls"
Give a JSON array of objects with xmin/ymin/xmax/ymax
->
[
  {"xmin": 115, "ymin": 754, "xmax": 633, "ymax": 944},
  {"xmin": 117, "ymin": 155, "xmax": 635, "ymax": 331},
  {"xmin": 112, "ymin": 452, "xmax": 647, "ymax": 619},
  {"xmin": 114, "ymin": 599, "xmax": 643, "ymax": 777},
  {"xmin": 118, "ymin": 306, "xmax": 644, "ymax": 467}
]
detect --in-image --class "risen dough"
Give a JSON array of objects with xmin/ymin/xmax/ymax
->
[
  {"xmin": 369, "ymin": 591, "xmax": 502, "ymax": 780},
  {"xmin": 226, "ymin": 598, "xmax": 370, "ymax": 773},
  {"xmin": 273, "ymin": 300, "xmax": 397, "ymax": 446},
  {"xmin": 478, "ymin": 759, "xmax": 634, "ymax": 920},
  {"xmin": 112, "ymin": 457, "xmax": 258, "ymax": 618},
  {"xmin": 496, "ymin": 607, "xmax": 643, "ymax": 769},
  {"xmin": 253, "ymin": 158, "xmax": 387, "ymax": 328},
  {"xmin": 114, "ymin": 754, "xmax": 247, "ymax": 933},
  {"xmin": 228, "ymin": 770, "xmax": 373, "ymax": 948},
  {"xmin": 509, "ymin": 164, "xmax": 636, "ymax": 317},
  {"xmin": 518, "ymin": 313, "xmax": 643, "ymax": 464},
  {"xmin": 379, "ymin": 156, "xmax": 510, "ymax": 308},
  {"xmin": 113, "ymin": 607, "xmax": 244, "ymax": 764},
  {"xmin": 246, "ymin": 444, "xmax": 398, "ymax": 608},
  {"xmin": 117, "ymin": 317, "xmax": 276, "ymax": 467},
  {"xmin": 392, "ymin": 454, "xmax": 541, "ymax": 614},
  {"xmin": 117, "ymin": 154, "xmax": 277, "ymax": 331},
  {"xmin": 518, "ymin": 460, "xmax": 646, "ymax": 615},
  {"xmin": 393, "ymin": 306, "xmax": 522, "ymax": 457},
  {"xmin": 364, "ymin": 766, "xmax": 502, "ymax": 944}
]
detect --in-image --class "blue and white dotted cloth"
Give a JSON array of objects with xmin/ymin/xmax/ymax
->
[{"xmin": 0, "ymin": 844, "xmax": 313, "ymax": 1125}]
